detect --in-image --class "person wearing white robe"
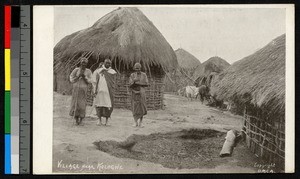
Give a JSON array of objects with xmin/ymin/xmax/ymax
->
[{"xmin": 92, "ymin": 59, "xmax": 116, "ymax": 126}]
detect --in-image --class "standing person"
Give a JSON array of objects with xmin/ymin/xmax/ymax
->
[
  {"xmin": 92, "ymin": 59, "xmax": 116, "ymax": 126},
  {"xmin": 129, "ymin": 63, "xmax": 149, "ymax": 127},
  {"xmin": 69, "ymin": 57, "xmax": 92, "ymax": 125}
]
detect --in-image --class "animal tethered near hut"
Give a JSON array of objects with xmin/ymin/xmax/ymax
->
[
  {"xmin": 196, "ymin": 84, "xmax": 211, "ymax": 104},
  {"xmin": 53, "ymin": 7, "xmax": 178, "ymax": 110},
  {"xmin": 185, "ymin": 86, "xmax": 199, "ymax": 101}
]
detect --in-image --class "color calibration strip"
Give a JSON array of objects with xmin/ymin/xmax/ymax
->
[
  {"xmin": 5, "ymin": 5, "xmax": 12, "ymax": 174},
  {"xmin": 5, "ymin": 5, "xmax": 26, "ymax": 174}
]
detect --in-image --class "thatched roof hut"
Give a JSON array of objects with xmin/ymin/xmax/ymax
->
[
  {"xmin": 210, "ymin": 34, "xmax": 285, "ymax": 168},
  {"xmin": 54, "ymin": 7, "xmax": 178, "ymax": 109},
  {"xmin": 193, "ymin": 56, "xmax": 230, "ymax": 87},
  {"xmin": 210, "ymin": 34, "xmax": 285, "ymax": 118},
  {"xmin": 165, "ymin": 49, "xmax": 201, "ymax": 92}
]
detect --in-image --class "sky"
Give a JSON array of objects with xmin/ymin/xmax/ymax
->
[{"xmin": 54, "ymin": 6, "xmax": 286, "ymax": 64}]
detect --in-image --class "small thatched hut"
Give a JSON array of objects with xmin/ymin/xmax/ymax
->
[
  {"xmin": 54, "ymin": 7, "xmax": 178, "ymax": 110},
  {"xmin": 165, "ymin": 48, "xmax": 201, "ymax": 92},
  {"xmin": 210, "ymin": 34, "xmax": 285, "ymax": 170},
  {"xmin": 193, "ymin": 56, "xmax": 230, "ymax": 87}
]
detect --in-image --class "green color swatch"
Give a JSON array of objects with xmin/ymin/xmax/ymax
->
[{"xmin": 5, "ymin": 91, "xmax": 10, "ymax": 134}]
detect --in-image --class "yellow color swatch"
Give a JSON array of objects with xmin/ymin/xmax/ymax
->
[{"xmin": 5, "ymin": 49, "xmax": 10, "ymax": 91}]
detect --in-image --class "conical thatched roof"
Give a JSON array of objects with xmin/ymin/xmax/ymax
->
[
  {"xmin": 193, "ymin": 56, "xmax": 230, "ymax": 84},
  {"xmin": 210, "ymin": 34, "xmax": 285, "ymax": 116},
  {"xmin": 54, "ymin": 7, "xmax": 177, "ymax": 73},
  {"xmin": 175, "ymin": 48, "xmax": 201, "ymax": 70}
]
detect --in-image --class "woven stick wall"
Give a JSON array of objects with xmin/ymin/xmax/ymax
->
[
  {"xmin": 242, "ymin": 108, "xmax": 285, "ymax": 170},
  {"xmin": 55, "ymin": 68, "xmax": 73, "ymax": 95},
  {"xmin": 113, "ymin": 72, "xmax": 165, "ymax": 110}
]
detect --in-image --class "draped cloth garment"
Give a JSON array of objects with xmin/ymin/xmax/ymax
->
[
  {"xmin": 129, "ymin": 72, "xmax": 149, "ymax": 120},
  {"xmin": 69, "ymin": 67, "xmax": 92, "ymax": 118},
  {"xmin": 92, "ymin": 67, "xmax": 116, "ymax": 118}
]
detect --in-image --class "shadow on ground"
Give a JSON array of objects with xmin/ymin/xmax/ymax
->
[{"xmin": 93, "ymin": 128, "xmax": 242, "ymax": 169}]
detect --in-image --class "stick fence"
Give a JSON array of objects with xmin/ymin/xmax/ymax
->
[{"xmin": 242, "ymin": 109, "xmax": 285, "ymax": 170}]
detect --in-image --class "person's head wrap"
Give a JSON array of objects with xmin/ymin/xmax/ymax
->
[
  {"xmin": 80, "ymin": 57, "xmax": 88, "ymax": 64},
  {"xmin": 133, "ymin": 63, "xmax": 142, "ymax": 70},
  {"xmin": 104, "ymin": 59, "xmax": 111, "ymax": 64}
]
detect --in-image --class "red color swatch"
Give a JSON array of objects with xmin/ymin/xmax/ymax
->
[{"xmin": 5, "ymin": 6, "xmax": 11, "ymax": 49}]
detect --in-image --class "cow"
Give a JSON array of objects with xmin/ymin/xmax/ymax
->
[
  {"xmin": 185, "ymin": 86, "xmax": 198, "ymax": 101},
  {"xmin": 196, "ymin": 85, "xmax": 211, "ymax": 104}
]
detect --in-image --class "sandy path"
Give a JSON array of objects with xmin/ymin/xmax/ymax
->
[{"xmin": 52, "ymin": 92, "xmax": 260, "ymax": 174}]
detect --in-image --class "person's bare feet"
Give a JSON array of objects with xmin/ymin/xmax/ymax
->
[
  {"xmin": 75, "ymin": 118, "xmax": 80, "ymax": 125},
  {"xmin": 138, "ymin": 122, "xmax": 144, "ymax": 128},
  {"xmin": 132, "ymin": 124, "xmax": 138, "ymax": 127},
  {"xmin": 79, "ymin": 118, "xmax": 83, "ymax": 125}
]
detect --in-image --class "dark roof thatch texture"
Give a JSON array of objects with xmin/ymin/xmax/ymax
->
[
  {"xmin": 54, "ymin": 7, "xmax": 177, "ymax": 73},
  {"xmin": 175, "ymin": 48, "xmax": 201, "ymax": 70},
  {"xmin": 210, "ymin": 34, "xmax": 285, "ymax": 116},
  {"xmin": 193, "ymin": 56, "xmax": 230, "ymax": 82}
]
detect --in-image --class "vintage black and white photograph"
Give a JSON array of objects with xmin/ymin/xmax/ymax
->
[{"xmin": 41, "ymin": 5, "xmax": 294, "ymax": 174}]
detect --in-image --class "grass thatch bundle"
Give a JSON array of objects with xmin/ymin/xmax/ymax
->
[
  {"xmin": 210, "ymin": 34, "xmax": 285, "ymax": 118},
  {"xmin": 54, "ymin": 7, "xmax": 178, "ymax": 110}
]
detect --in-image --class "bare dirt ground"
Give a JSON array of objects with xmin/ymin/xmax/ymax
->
[{"xmin": 53, "ymin": 92, "xmax": 262, "ymax": 174}]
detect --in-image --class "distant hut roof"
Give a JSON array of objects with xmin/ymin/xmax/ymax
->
[
  {"xmin": 193, "ymin": 56, "xmax": 230, "ymax": 85},
  {"xmin": 193, "ymin": 56, "xmax": 230, "ymax": 80},
  {"xmin": 175, "ymin": 48, "xmax": 201, "ymax": 70},
  {"xmin": 210, "ymin": 34, "xmax": 285, "ymax": 116},
  {"xmin": 54, "ymin": 7, "xmax": 177, "ymax": 73}
]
